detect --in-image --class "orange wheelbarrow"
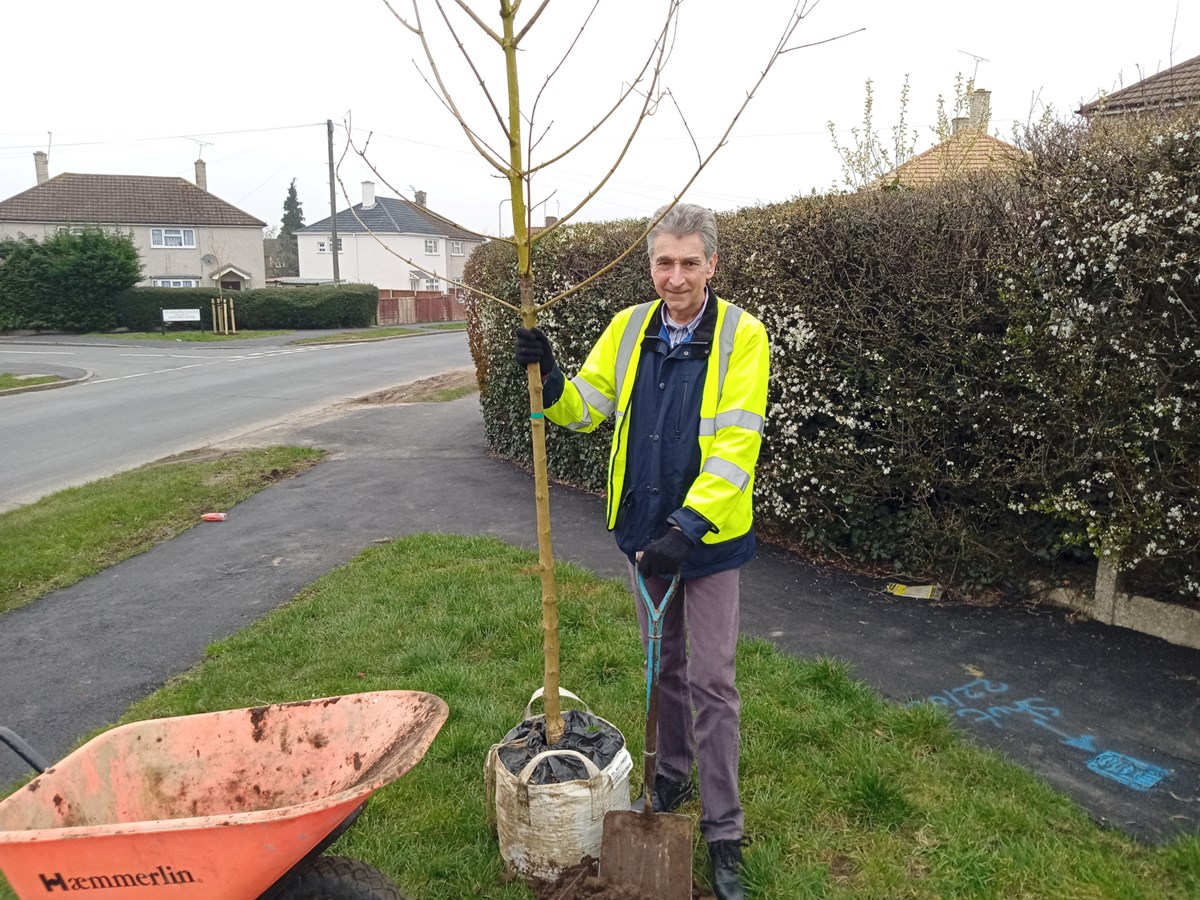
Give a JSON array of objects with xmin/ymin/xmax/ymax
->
[{"xmin": 0, "ymin": 690, "xmax": 448, "ymax": 899}]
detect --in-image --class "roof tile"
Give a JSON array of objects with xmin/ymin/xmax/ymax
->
[
  {"xmin": 1079, "ymin": 53, "xmax": 1200, "ymax": 117},
  {"xmin": 301, "ymin": 196, "xmax": 483, "ymax": 241},
  {"xmin": 874, "ymin": 131, "xmax": 1023, "ymax": 189},
  {"xmin": 0, "ymin": 173, "xmax": 265, "ymax": 227}
]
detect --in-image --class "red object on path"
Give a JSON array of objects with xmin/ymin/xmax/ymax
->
[{"xmin": 201, "ymin": 512, "xmax": 227, "ymax": 522}]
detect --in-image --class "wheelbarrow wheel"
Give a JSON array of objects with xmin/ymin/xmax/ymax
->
[{"xmin": 278, "ymin": 855, "xmax": 407, "ymax": 900}]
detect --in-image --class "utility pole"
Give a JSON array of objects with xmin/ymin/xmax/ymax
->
[{"xmin": 327, "ymin": 119, "xmax": 340, "ymax": 286}]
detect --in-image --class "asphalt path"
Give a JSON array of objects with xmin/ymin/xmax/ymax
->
[
  {"xmin": 0, "ymin": 331, "xmax": 471, "ymax": 510},
  {"xmin": 0, "ymin": 392, "xmax": 1196, "ymax": 846}
]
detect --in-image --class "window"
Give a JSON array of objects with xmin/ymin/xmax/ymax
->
[
  {"xmin": 450, "ymin": 240, "xmax": 464, "ymax": 256},
  {"xmin": 150, "ymin": 227, "xmax": 196, "ymax": 248},
  {"xmin": 424, "ymin": 239, "xmax": 440, "ymax": 255},
  {"xmin": 424, "ymin": 278, "xmax": 440, "ymax": 292},
  {"xmin": 316, "ymin": 238, "xmax": 342, "ymax": 254},
  {"xmin": 153, "ymin": 278, "xmax": 200, "ymax": 288}
]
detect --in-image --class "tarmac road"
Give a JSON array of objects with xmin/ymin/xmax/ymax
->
[
  {"xmin": 0, "ymin": 391, "xmax": 1197, "ymax": 844},
  {"xmin": 0, "ymin": 330, "xmax": 471, "ymax": 509}
]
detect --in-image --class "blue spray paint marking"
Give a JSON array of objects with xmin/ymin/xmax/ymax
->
[
  {"xmin": 1032, "ymin": 718, "xmax": 1097, "ymax": 752},
  {"xmin": 912, "ymin": 678, "xmax": 1169, "ymax": 792},
  {"xmin": 1086, "ymin": 752, "xmax": 1169, "ymax": 791}
]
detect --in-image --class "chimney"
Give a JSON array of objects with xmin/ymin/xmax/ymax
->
[
  {"xmin": 951, "ymin": 116, "xmax": 970, "ymax": 135},
  {"xmin": 33, "ymin": 151, "xmax": 48, "ymax": 185},
  {"xmin": 414, "ymin": 189, "xmax": 427, "ymax": 208},
  {"xmin": 362, "ymin": 181, "xmax": 376, "ymax": 209},
  {"xmin": 194, "ymin": 158, "xmax": 207, "ymax": 192},
  {"xmin": 545, "ymin": 215, "xmax": 558, "ymax": 227},
  {"xmin": 967, "ymin": 89, "xmax": 991, "ymax": 132}
]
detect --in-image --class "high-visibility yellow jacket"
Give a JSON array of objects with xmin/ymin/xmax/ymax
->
[{"xmin": 544, "ymin": 295, "xmax": 770, "ymax": 546}]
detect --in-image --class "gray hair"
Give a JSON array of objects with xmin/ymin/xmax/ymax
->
[{"xmin": 646, "ymin": 202, "xmax": 718, "ymax": 260}]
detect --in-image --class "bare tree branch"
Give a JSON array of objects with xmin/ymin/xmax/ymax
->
[
  {"xmin": 435, "ymin": 0, "xmax": 510, "ymax": 140},
  {"xmin": 526, "ymin": 0, "xmax": 680, "ymax": 177},
  {"xmin": 406, "ymin": 59, "xmax": 510, "ymax": 168},
  {"xmin": 527, "ymin": 0, "xmax": 599, "ymax": 154},
  {"xmin": 536, "ymin": 0, "xmax": 821, "ymax": 310},
  {"xmin": 343, "ymin": 119, "xmax": 506, "ymax": 247},
  {"xmin": 514, "ymin": 0, "xmax": 553, "ymax": 45},
  {"xmin": 402, "ymin": 1, "xmax": 512, "ymax": 177},
  {"xmin": 334, "ymin": 157, "xmax": 519, "ymax": 312},
  {"xmin": 449, "ymin": 0, "xmax": 502, "ymax": 43},
  {"xmin": 528, "ymin": 118, "xmax": 554, "ymax": 156},
  {"xmin": 663, "ymin": 88, "xmax": 702, "ymax": 166},
  {"xmin": 525, "ymin": 2, "xmax": 679, "ymax": 245},
  {"xmin": 379, "ymin": 0, "xmax": 420, "ymax": 33},
  {"xmin": 779, "ymin": 25, "xmax": 866, "ymax": 56},
  {"xmin": 334, "ymin": 116, "xmax": 515, "ymax": 307}
]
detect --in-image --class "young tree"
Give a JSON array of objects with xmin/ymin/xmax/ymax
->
[
  {"xmin": 827, "ymin": 75, "xmax": 919, "ymax": 190},
  {"xmin": 278, "ymin": 178, "xmax": 305, "ymax": 276},
  {"xmin": 354, "ymin": 0, "xmax": 832, "ymax": 744}
]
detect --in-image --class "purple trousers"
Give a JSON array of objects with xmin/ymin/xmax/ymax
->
[{"xmin": 627, "ymin": 563, "xmax": 744, "ymax": 842}]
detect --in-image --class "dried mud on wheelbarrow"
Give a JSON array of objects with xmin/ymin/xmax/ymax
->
[{"xmin": 523, "ymin": 856, "xmax": 716, "ymax": 900}]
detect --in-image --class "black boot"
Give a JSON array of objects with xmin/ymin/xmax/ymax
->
[
  {"xmin": 708, "ymin": 837, "xmax": 751, "ymax": 900},
  {"xmin": 630, "ymin": 775, "xmax": 695, "ymax": 812}
]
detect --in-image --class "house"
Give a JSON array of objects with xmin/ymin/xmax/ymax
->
[
  {"xmin": 297, "ymin": 183, "xmax": 485, "ymax": 322},
  {"xmin": 872, "ymin": 89, "xmax": 1023, "ymax": 189},
  {"xmin": 0, "ymin": 154, "xmax": 266, "ymax": 290},
  {"xmin": 1078, "ymin": 52, "xmax": 1200, "ymax": 119}
]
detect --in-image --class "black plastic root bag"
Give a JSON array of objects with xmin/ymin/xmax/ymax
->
[{"xmin": 496, "ymin": 708, "xmax": 625, "ymax": 784}]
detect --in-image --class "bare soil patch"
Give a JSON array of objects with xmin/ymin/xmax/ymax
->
[
  {"xmin": 352, "ymin": 369, "xmax": 477, "ymax": 405},
  {"xmin": 523, "ymin": 856, "xmax": 715, "ymax": 900}
]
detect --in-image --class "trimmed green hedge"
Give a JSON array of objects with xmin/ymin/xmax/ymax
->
[
  {"xmin": 0, "ymin": 229, "xmax": 141, "ymax": 332},
  {"xmin": 466, "ymin": 112, "xmax": 1200, "ymax": 602},
  {"xmin": 113, "ymin": 284, "xmax": 379, "ymax": 331}
]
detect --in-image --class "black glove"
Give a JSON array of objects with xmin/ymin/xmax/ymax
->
[
  {"xmin": 515, "ymin": 326, "xmax": 555, "ymax": 376},
  {"xmin": 637, "ymin": 528, "xmax": 693, "ymax": 577}
]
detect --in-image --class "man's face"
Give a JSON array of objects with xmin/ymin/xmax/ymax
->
[{"xmin": 650, "ymin": 232, "xmax": 716, "ymax": 322}]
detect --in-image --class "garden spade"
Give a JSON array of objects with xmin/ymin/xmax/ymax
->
[{"xmin": 599, "ymin": 572, "xmax": 693, "ymax": 900}]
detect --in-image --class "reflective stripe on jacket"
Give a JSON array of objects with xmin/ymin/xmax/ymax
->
[{"xmin": 543, "ymin": 295, "xmax": 770, "ymax": 544}]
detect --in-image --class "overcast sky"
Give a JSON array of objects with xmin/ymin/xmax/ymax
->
[{"xmin": 1, "ymin": 0, "xmax": 1195, "ymax": 237}]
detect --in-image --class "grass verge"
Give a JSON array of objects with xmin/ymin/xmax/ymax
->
[
  {"xmin": 88, "ymin": 330, "xmax": 294, "ymax": 341},
  {"xmin": 0, "ymin": 373, "xmax": 62, "ymax": 390},
  {"xmin": 0, "ymin": 446, "xmax": 322, "ymax": 615},
  {"xmin": 3, "ymin": 534, "xmax": 1194, "ymax": 898},
  {"xmin": 292, "ymin": 327, "xmax": 422, "ymax": 344}
]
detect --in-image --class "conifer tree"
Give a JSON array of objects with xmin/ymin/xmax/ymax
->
[{"xmin": 278, "ymin": 178, "xmax": 305, "ymax": 276}]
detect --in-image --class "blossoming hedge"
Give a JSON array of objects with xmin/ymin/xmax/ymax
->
[{"xmin": 465, "ymin": 113, "xmax": 1198, "ymax": 602}]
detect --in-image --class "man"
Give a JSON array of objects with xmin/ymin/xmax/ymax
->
[{"xmin": 514, "ymin": 202, "xmax": 770, "ymax": 900}]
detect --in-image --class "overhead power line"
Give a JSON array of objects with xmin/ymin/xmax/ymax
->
[{"xmin": 0, "ymin": 122, "xmax": 326, "ymax": 154}]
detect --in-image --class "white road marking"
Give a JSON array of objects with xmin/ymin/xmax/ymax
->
[{"xmin": 0, "ymin": 350, "xmax": 75, "ymax": 355}]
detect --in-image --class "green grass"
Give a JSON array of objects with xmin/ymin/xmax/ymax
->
[
  {"xmin": 0, "ymin": 446, "xmax": 322, "ymax": 615},
  {"xmin": 89, "ymin": 329, "xmax": 294, "ymax": 341},
  {"xmin": 3, "ymin": 534, "xmax": 1193, "ymax": 898},
  {"xmin": 421, "ymin": 322, "xmax": 468, "ymax": 331},
  {"xmin": 0, "ymin": 373, "xmax": 61, "ymax": 390},
  {"xmin": 427, "ymin": 383, "xmax": 478, "ymax": 402},
  {"xmin": 292, "ymin": 327, "xmax": 422, "ymax": 344}
]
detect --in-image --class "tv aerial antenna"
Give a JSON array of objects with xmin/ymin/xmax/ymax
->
[
  {"xmin": 185, "ymin": 137, "xmax": 213, "ymax": 158},
  {"xmin": 957, "ymin": 49, "xmax": 990, "ymax": 84}
]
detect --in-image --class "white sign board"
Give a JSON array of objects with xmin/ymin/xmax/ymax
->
[{"xmin": 162, "ymin": 308, "xmax": 202, "ymax": 323}]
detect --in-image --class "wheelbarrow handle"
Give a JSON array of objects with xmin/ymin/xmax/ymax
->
[{"xmin": 0, "ymin": 726, "xmax": 50, "ymax": 773}]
